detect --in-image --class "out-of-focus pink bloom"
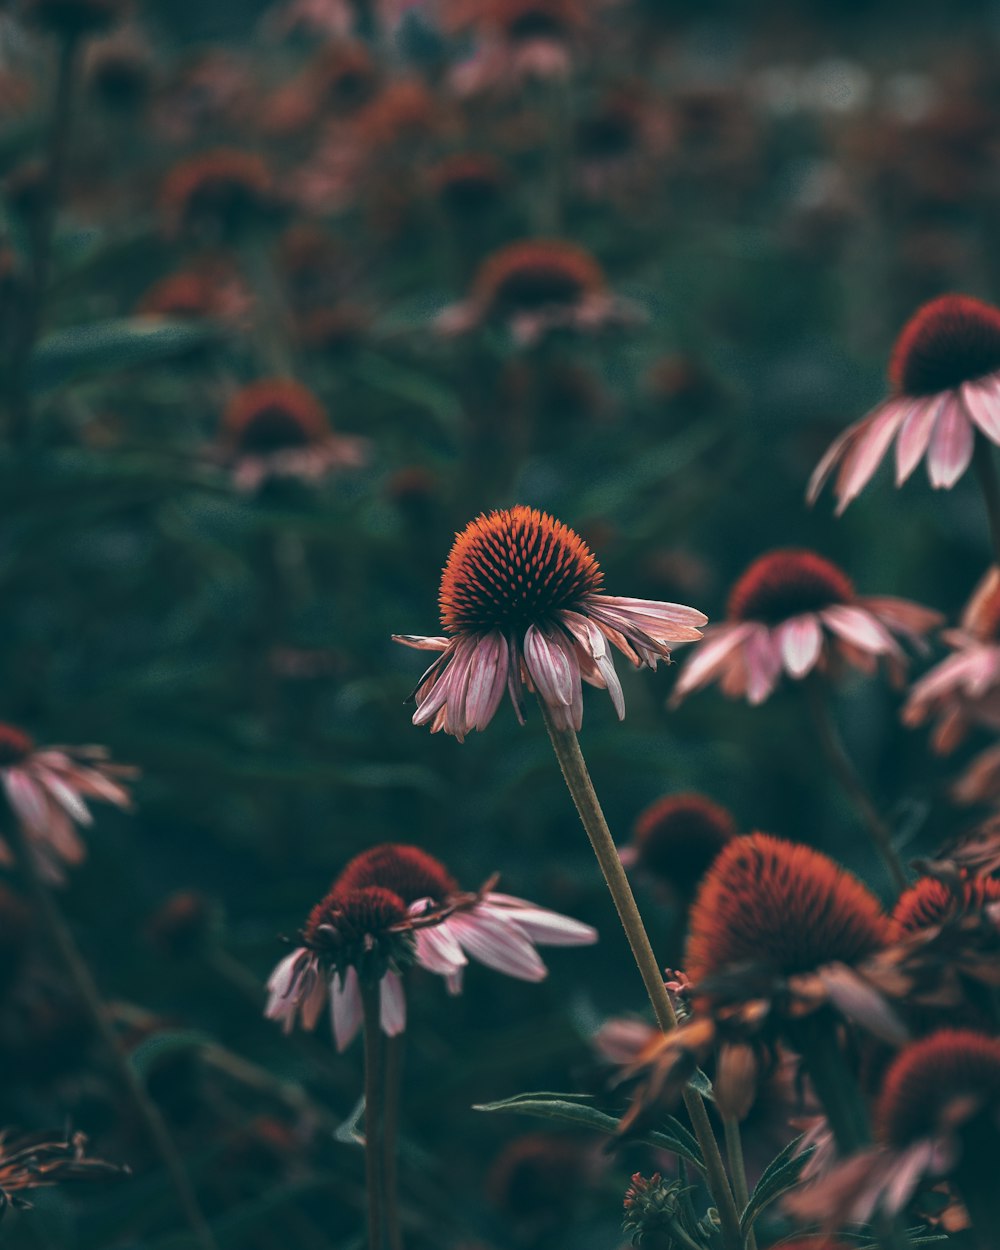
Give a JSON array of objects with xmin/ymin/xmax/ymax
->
[
  {"xmin": 135, "ymin": 261, "xmax": 253, "ymax": 326},
  {"xmin": 904, "ymin": 565, "xmax": 1000, "ymax": 752},
  {"xmin": 809, "ymin": 295, "xmax": 1000, "ymax": 513},
  {"xmin": 394, "ymin": 506, "xmax": 706, "ymax": 738},
  {"xmin": 671, "ymin": 548, "xmax": 941, "ymax": 706},
  {"xmin": 0, "ymin": 725, "xmax": 134, "ymax": 884},
  {"xmin": 447, "ymin": 0, "xmax": 585, "ymax": 94},
  {"xmin": 218, "ymin": 379, "xmax": 370, "ymax": 492}
]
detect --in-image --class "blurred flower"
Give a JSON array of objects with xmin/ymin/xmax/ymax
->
[
  {"xmin": 146, "ymin": 891, "xmax": 220, "ymax": 961},
  {"xmin": 427, "ymin": 151, "xmax": 508, "ymax": 219},
  {"xmin": 786, "ymin": 1030, "xmax": 1000, "ymax": 1227},
  {"xmin": 953, "ymin": 747, "xmax": 1000, "ymax": 806},
  {"xmin": 261, "ymin": 0, "xmax": 354, "ymax": 39},
  {"xmin": 85, "ymin": 29, "xmax": 152, "ymax": 110},
  {"xmin": 218, "ymin": 379, "xmax": 369, "ymax": 492},
  {"xmin": 0, "ymin": 725, "xmax": 134, "ymax": 884},
  {"xmin": 27, "ymin": 0, "xmax": 123, "ymax": 36},
  {"xmin": 619, "ymin": 791, "xmax": 737, "ymax": 901},
  {"xmin": 153, "ymin": 52, "xmax": 255, "ymax": 144},
  {"xmin": 436, "ymin": 239, "xmax": 642, "ymax": 346},
  {"xmin": 448, "ymin": 0, "xmax": 585, "ymax": 93},
  {"xmin": 334, "ymin": 843, "xmax": 596, "ymax": 991},
  {"xmin": 891, "ymin": 874, "xmax": 1000, "ymax": 939},
  {"xmin": 159, "ymin": 149, "xmax": 276, "ymax": 242},
  {"xmin": 903, "ymin": 565, "xmax": 1000, "ymax": 753},
  {"xmin": 487, "ymin": 1132, "xmax": 596, "ymax": 1225},
  {"xmin": 0, "ymin": 1128, "xmax": 125, "ymax": 1215},
  {"xmin": 808, "ymin": 295, "xmax": 1000, "ymax": 512},
  {"xmin": 136, "ymin": 261, "xmax": 252, "ymax": 324},
  {"xmin": 671, "ymin": 548, "xmax": 940, "ymax": 706},
  {"xmin": 394, "ymin": 505, "xmax": 706, "ymax": 738},
  {"xmin": 261, "ymin": 42, "xmax": 378, "ymax": 137}
]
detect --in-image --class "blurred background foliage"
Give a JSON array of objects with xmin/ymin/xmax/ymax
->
[{"xmin": 3, "ymin": 0, "xmax": 1000, "ymax": 1246}]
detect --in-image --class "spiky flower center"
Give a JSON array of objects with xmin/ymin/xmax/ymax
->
[
  {"xmin": 302, "ymin": 886, "xmax": 411, "ymax": 976},
  {"xmin": 224, "ymin": 382, "xmax": 329, "ymax": 454},
  {"xmin": 727, "ymin": 549, "xmax": 854, "ymax": 625},
  {"xmin": 0, "ymin": 724, "xmax": 34, "ymax": 767},
  {"xmin": 889, "ymin": 295, "xmax": 1000, "ymax": 397},
  {"xmin": 335, "ymin": 844, "xmax": 459, "ymax": 904},
  {"xmin": 891, "ymin": 875, "xmax": 1000, "ymax": 936},
  {"xmin": 439, "ymin": 506, "xmax": 603, "ymax": 634},
  {"xmin": 632, "ymin": 793, "xmax": 737, "ymax": 893},
  {"xmin": 685, "ymin": 833, "xmax": 889, "ymax": 983},
  {"xmin": 877, "ymin": 1030, "xmax": 1000, "ymax": 1147}
]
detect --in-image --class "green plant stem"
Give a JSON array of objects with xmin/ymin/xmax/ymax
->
[
  {"xmin": 7, "ymin": 822, "xmax": 218, "ymax": 1250},
  {"xmin": 360, "ymin": 980, "xmax": 385, "ymax": 1250},
  {"xmin": 383, "ymin": 1030, "xmax": 405, "ymax": 1250},
  {"xmin": 803, "ymin": 679, "xmax": 909, "ymax": 896},
  {"xmin": 973, "ymin": 434, "xmax": 1000, "ymax": 568},
  {"xmin": 723, "ymin": 1117, "xmax": 755, "ymax": 1250},
  {"xmin": 538, "ymin": 702, "xmax": 743, "ymax": 1250}
]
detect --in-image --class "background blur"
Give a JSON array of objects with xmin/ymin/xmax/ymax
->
[{"xmin": 3, "ymin": 0, "xmax": 1000, "ymax": 1246}]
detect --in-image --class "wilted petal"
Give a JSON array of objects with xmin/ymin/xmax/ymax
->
[
  {"xmin": 743, "ymin": 626, "xmax": 782, "ymax": 705},
  {"xmin": 4, "ymin": 770, "xmax": 49, "ymax": 832},
  {"xmin": 392, "ymin": 634, "xmax": 451, "ymax": 651},
  {"xmin": 807, "ymin": 413, "xmax": 869, "ymax": 505},
  {"xmin": 670, "ymin": 623, "xmax": 755, "ymax": 704}
]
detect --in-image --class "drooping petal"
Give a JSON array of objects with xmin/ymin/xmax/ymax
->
[
  {"xmin": 481, "ymin": 894, "xmax": 598, "ymax": 946},
  {"xmin": 832, "ymin": 399, "xmax": 909, "ymax": 514},
  {"xmin": 894, "ymin": 399, "xmax": 938, "ymax": 485},
  {"xmin": 821, "ymin": 604, "xmax": 903, "ymax": 656},
  {"xmin": 669, "ymin": 623, "xmax": 756, "ymax": 704},
  {"xmin": 960, "ymin": 375, "xmax": 1000, "ymax": 443},
  {"xmin": 391, "ymin": 634, "xmax": 451, "ymax": 651},
  {"xmin": 587, "ymin": 596, "xmax": 708, "ymax": 633},
  {"xmin": 3, "ymin": 770, "xmax": 50, "ymax": 832},
  {"xmin": 523, "ymin": 624, "xmax": 574, "ymax": 708},
  {"xmin": 33, "ymin": 768, "xmax": 93, "ymax": 826},
  {"xmin": 560, "ymin": 611, "xmax": 625, "ymax": 719},
  {"xmin": 776, "ymin": 614, "xmax": 823, "ymax": 678},
  {"xmin": 857, "ymin": 596, "xmax": 943, "ymax": 645},
  {"xmin": 379, "ymin": 970, "xmax": 407, "ymax": 1037},
  {"xmin": 413, "ymin": 917, "xmax": 469, "ymax": 975},
  {"xmin": 743, "ymin": 626, "xmax": 783, "ymax": 705},
  {"xmin": 806, "ymin": 412, "xmax": 871, "ymax": 505},
  {"xmin": 926, "ymin": 397, "xmax": 975, "ymax": 488},
  {"xmin": 331, "ymin": 966, "xmax": 364, "ymax": 1052},
  {"xmin": 447, "ymin": 910, "xmax": 548, "ymax": 981},
  {"xmin": 465, "ymin": 632, "xmax": 510, "ymax": 731}
]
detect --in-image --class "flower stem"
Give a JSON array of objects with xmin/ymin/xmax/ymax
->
[
  {"xmin": 723, "ymin": 1116, "xmax": 755, "ymax": 1250},
  {"xmin": 6, "ymin": 822, "xmax": 218, "ymax": 1250},
  {"xmin": 383, "ymin": 1030, "xmax": 405, "ymax": 1250},
  {"xmin": 803, "ymin": 679, "xmax": 909, "ymax": 896},
  {"xmin": 973, "ymin": 434, "xmax": 1000, "ymax": 568},
  {"xmin": 537, "ymin": 702, "xmax": 743, "ymax": 1250},
  {"xmin": 360, "ymin": 980, "xmax": 385, "ymax": 1250}
]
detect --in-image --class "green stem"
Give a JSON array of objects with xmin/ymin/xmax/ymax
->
[
  {"xmin": 803, "ymin": 679, "xmax": 909, "ymax": 896},
  {"xmin": 537, "ymin": 702, "xmax": 743, "ymax": 1250},
  {"xmin": 7, "ymin": 822, "xmax": 218, "ymax": 1250},
  {"xmin": 973, "ymin": 434, "xmax": 1000, "ymax": 568},
  {"xmin": 360, "ymin": 980, "xmax": 385, "ymax": 1250},
  {"xmin": 723, "ymin": 1117, "xmax": 755, "ymax": 1250},
  {"xmin": 383, "ymin": 1030, "xmax": 405, "ymax": 1250}
]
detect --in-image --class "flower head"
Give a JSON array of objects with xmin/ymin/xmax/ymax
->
[
  {"xmin": 394, "ymin": 506, "xmax": 706, "ymax": 738},
  {"xmin": 621, "ymin": 792, "xmax": 737, "ymax": 899},
  {"xmin": 891, "ymin": 875, "xmax": 1000, "ymax": 938},
  {"xmin": 672, "ymin": 548, "xmax": 940, "ymax": 706},
  {"xmin": 428, "ymin": 152, "xmax": 508, "ymax": 218},
  {"xmin": 809, "ymin": 294, "xmax": 1000, "ymax": 512},
  {"xmin": 488, "ymin": 1133, "xmax": 594, "ymax": 1222},
  {"xmin": 219, "ymin": 379, "xmax": 369, "ymax": 491},
  {"xmin": 0, "ymin": 725, "xmax": 134, "ymax": 883},
  {"xmin": 160, "ymin": 149, "xmax": 275, "ymax": 241}
]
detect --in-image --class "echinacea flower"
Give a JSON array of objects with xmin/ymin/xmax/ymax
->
[
  {"xmin": 159, "ymin": 149, "xmax": 275, "ymax": 241},
  {"xmin": 487, "ymin": 1133, "xmax": 597, "ymax": 1223},
  {"xmin": 0, "ymin": 1127, "xmax": 126, "ymax": 1215},
  {"xmin": 393, "ymin": 506, "xmax": 707, "ymax": 739},
  {"xmin": 808, "ymin": 295, "xmax": 1000, "ymax": 513},
  {"xmin": 435, "ymin": 240, "xmax": 642, "ymax": 346},
  {"xmin": 448, "ymin": 0, "xmax": 585, "ymax": 93},
  {"xmin": 786, "ymin": 1030, "xmax": 1000, "ymax": 1228},
  {"xmin": 136, "ymin": 263, "xmax": 252, "ymax": 325},
  {"xmin": 671, "ymin": 547, "xmax": 941, "ymax": 706},
  {"xmin": 0, "ymin": 725, "xmax": 134, "ymax": 883},
  {"xmin": 219, "ymin": 379, "xmax": 369, "ymax": 492},
  {"xmin": 266, "ymin": 884, "xmax": 443, "ymax": 1050},
  {"xmin": 619, "ymin": 791, "xmax": 737, "ymax": 900},
  {"xmin": 891, "ymin": 874, "xmax": 1000, "ymax": 939},
  {"xmin": 903, "ymin": 565, "xmax": 1000, "ymax": 752},
  {"xmin": 333, "ymin": 843, "xmax": 596, "ymax": 991}
]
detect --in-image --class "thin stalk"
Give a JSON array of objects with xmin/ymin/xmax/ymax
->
[
  {"xmin": 383, "ymin": 1030, "xmax": 405, "ymax": 1250},
  {"xmin": 360, "ymin": 980, "xmax": 385, "ymax": 1250},
  {"xmin": 538, "ymin": 702, "xmax": 743, "ymax": 1250},
  {"xmin": 973, "ymin": 434, "xmax": 1000, "ymax": 568},
  {"xmin": 803, "ymin": 679, "xmax": 908, "ymax": 896},
  {"xmin": 7, "ymin": 823, "xmax": 218, "ymax": 1250},
  {"xmin": 723, "ymin": 1117, "xmax": 755, "ymax": 1250}
]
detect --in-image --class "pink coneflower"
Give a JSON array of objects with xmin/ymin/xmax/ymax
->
[
  {"xmin": 159, "ymin": 149, "xmax": 275, "ymax": 241},
  {"xmin": 334, "ymin": 842, "xmax": 596, "ymax": 990},
  {"xmin": 0, "ymin": 725, "xmax": 134, "ymax": 883},
  {"xmin": 136, "ymin": 262, "xmax": 252, "ymax": 325},
  {"xmin": 620, "ymin": 791, "xmax": 737, "ymax": 900},
  {"xmin": 808, "ymin": 295, "xmax": 1000, "ymax": 513},
  {"xmin": 219, "ymin": 379, "xmax": 369, "ymax": 492},
  {"xmin": 393, "ymin": 506, "xmax": 706, "ymax": 739},
  {"xmin": 903, "ymin": 565, "xmax": 1000, "ymax": 752},
  {"xmin": 435, "ymin": 240, "xmax": 641, "ymax": 346},
  {"xmin": 448, "ymin": 0, "xmax": 585, "ymax": 93},
  {"xmin": 671, "ymin": 548, "xmax": 940, "ymax": 706}
]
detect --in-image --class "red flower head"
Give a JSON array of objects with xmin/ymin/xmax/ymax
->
[
  {"xmin": 622, "ymin": 792, "xmax": 737, "ymax": 898},
  {"xmin": 809, "ymin": 294, "xmax": 1000, "ymax": 511},
  {"xmin": 891, "ymin": 875, "xmax": 1000, "ymax": 938},
  {"xmin": 160, "ymin": 149, "xmax": 275, "ymax": 241}
]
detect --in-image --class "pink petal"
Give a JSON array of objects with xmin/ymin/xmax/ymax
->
[
  {"xmin": 448, "ymin": 911, "xmax": 548, "ymax": 981},
  {"xmin": 465, "ymin": 632, "xmax": 509, "ymax": 732},
  {"xmin": 414, "ymin": 919, "xmax": 468, "ymax": 975},
  {"xmin": 331, "ymin": 966, "xmax": 363, "ymax": 1052},
  {"xmin": 480, "ymin": 894, "xmax": 597, "ymax": 946},
  {"xmin": 832, "ymin": 399, "xmax": 909, "ymax": 515},
  {"xmin": 961, "ymin": 375, "xmax": 1000, "ymax": 443},
  {"xmin": 3, "ymin": 770, "xmax": 49, "ymax": 832},
  {"xmin": 926, "ymin": 397, "xmax": 975, "ymax": 488},
  {"xmin": 669, "ymin": 623, "xmax": 756, "ymax": 704},
  {"xmin": 379, "ymin": 970, "xmax": 406, "ymax": 1036},
  {"xmin": 523, "ymin": 624, "xmax": 574, "ymax": 708},
  {"xmin": 392, "ymin": 634, "xmax": 451, "ymax": 651},
  {"xmin": 821, "ymin": 604, "xmax": 902, "ymax": 656},
  {"xmin": 857, "ymin": 596, "xmax": 943, "ymax": 643},
  {"xmin": 34, "ymin": 769, "xmax": 92, "ymax": 825},
  {"xmin": 806, "ymin": 413, "xmax": 869, "ymax": 505},
  {"xmin": 560, "ymin": 611, "xmax": 625, "ymax": 719},
  {"xmin": 588, "ymin": 596, "xmax": 708, "ymax": 631},
  {"xmin": 300, "ymin": 968, "xmax": 328, "ymax": 1031},
  {"xmin": 894, "ymin": 398, "xmax": 939, "ymax": 485},
  {"xmin": 777, "ymin": 614, "xmax": 823, "ymax": 678},
  {"xmin": 743, "ymin": 626, "xmax": 783, "ymax": 705}
]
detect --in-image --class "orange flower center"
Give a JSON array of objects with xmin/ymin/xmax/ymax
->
[
  {"xmin": 439, "ymin": 507, "xmax": 603, "ymax": 634},
  {"xmin": 223, "ymin": 381, "xmax": 329, "ymax": 454},
  {"xmin": 727, "ymin": 549, "xmax": 853, "ymax": 625},
  {"xmin": 889, "ymin": 294, "xmax": 1000, "ymax": 397}
]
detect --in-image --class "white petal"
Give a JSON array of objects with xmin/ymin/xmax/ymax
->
[
  {"xmin": 961, "ymin": 376, "xmax": 1000, "ymax": 443},
  {"xmin": 926, "ymin": 397, "xmax": 975, "ymax": 488},
  {"xmin": 480, "ymin": 895, "xmax": 597, "ymax": 946},
  {"xmin": 894, "ymin": 399, "xmax": 938, "ymax": 485},
  {"xmin": 448, "ymin": 911, "xmax": 548, "ymax": 981}
]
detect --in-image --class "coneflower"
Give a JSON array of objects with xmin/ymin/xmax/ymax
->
[
  {"xmin": 620, "ymin": 791, "xmax": 737, "ymax": 902},
  {"xmin": 891, "ymin": 874, "xmax": 1000, "ymax": 938},
  {"xmin": 159, "ymin": 149, "xmax": 275, "ymax": 241}
]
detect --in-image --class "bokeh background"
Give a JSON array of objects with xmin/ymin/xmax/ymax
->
[{"xmin": 3, "ymin": 0, "xmax": 1000, "ymax": 1246}]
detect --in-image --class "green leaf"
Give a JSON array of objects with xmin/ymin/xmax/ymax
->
[
  {"xmin": 740, "ymin": 1133, "xmax": 812, "ymax": 1234},
  {"xmin": 473, "ymin": 1091, "xmax": 705, "ymax": 1171},
  {"xmin": 335, "ymin": 1095, "xmax": 366, "ymax": 1147},
  {"xmin": 30, "ymin": 317, "xmax": 220, "ymax": 391}
]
